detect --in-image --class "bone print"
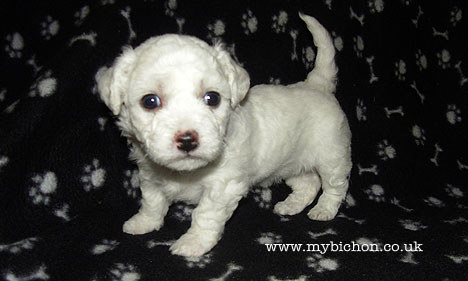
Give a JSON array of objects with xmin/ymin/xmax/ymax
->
[
  {"xmin": 454, "ymin": 61, "xmax": 468, "ymax": 87},
  {"xmin": 349, "ymin": 6, "xmax": 365, "ymax": 26},
  {"xmin": 366, "ymin": 56, "xmax": 379, "ymax": 84},
  {"xmin": 384, "ymin": 106, "xmax": 404, "ymax": 118},
  {"xmin": 357, "ymin": 164, "xmax": 379, "ymax": 175},
  {"xmin": 429, "ymin": 143, "xmax": 443, "ymax": 166}
]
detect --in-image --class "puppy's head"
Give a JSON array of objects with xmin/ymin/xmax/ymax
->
[{"xmin": 96, "ymin": 35, "xmax": 250, "ymax": 171}]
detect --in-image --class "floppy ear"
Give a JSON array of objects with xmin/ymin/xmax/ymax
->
[
  {"xmin": 214, "ymin": 44, "xmax": 250, "ymax": 108},
  {"xmin": 95, "ymin": 47, "xmax": 137, "ymax": 115}
]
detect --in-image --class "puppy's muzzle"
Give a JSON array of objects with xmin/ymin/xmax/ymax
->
[{"xmin": 175, "ymin": 131, "xmax": 199, "ymax": 152}]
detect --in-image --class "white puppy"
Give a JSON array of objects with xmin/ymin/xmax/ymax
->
[{"xmin": 96, "ymin": 13, "xmax": 351, "ymax": 257}]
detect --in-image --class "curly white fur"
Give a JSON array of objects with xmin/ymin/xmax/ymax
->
[{"xmin": 96, "ymin": 13, "xmax": 351, "ymax": 257}]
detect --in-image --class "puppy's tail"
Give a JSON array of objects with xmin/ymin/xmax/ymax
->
[{"xmin": 299, "ymin": 13, "xmax": 337, "ymax": 93}]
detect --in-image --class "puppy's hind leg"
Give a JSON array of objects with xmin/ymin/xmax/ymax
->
[
  {"xmin": 274, "ymin": 171, "xmax": 321, "ymax": 216},
  {"xmin": 308, "ymin": 162, "xmax": 350, "ymax": 221}
]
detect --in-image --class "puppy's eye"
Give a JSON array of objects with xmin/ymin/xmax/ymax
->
[
  {"xmin": 141, "ymin": 94, "xmax": 161, "ymax": 110},
  {"xmin": 203, "ymin": 91, "xmax": 220, "ymax": 107}
]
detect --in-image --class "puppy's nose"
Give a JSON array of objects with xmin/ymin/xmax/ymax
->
[{"xmin": 175, "ymin": 131, "xmax": 199, "ymax": 152}]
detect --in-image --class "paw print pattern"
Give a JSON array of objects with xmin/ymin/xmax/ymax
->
[
  {"xmin": 424, "ymin": 196, "xmax": 446, "ymax": 208},
  {"xmin": 272, "ymin": 11, "xmax": 288, "ymax": 33},
  {"xmin": 356, "ymin": 98, "xmax": 367, "ymax": 121},
  {"xmin": 412, "ymin": 124, "xmax": 426, "ymax": 145},
  {"xmin": 0, "ymin": 153, "xmax": 9, "ymax": 172},
  {"xmin": 81, "ymin": 159, "xmax": 106, "ymax": 192},
  {"xmin": 241, "ymin": 9, "xmax": 258, "ymax": 35},
  {"xmin": 172, "ymin": 204, "xmax": 194, "ymax": 222},
  {"xmin": 445, "ymin": 184, "xmax": 464, "ymax": 198},
  {"xmin": 353, "ymin": 35, "xmax": 364, "ymax": 58},
  {"xmin": 394, "ymin": 59, "xmax": 407, "ymax": 81},
  {"xmin": 307, "ymin": 254, "xmax": 339, "ymax": 272},
  {"xmin": 446, "ymin": 104, "xmax": 462, "ymax": 125},
  {"xmin": 332, "ymin": 32, "xmax": 344, "ymax": 51},
  {"xmin": 368, "ymin": 0, "xmax": 385, "ymax": 13},
  {"xmin": 5, "ymin": 32, "xmax": 24, "ymax": 58},
  {"xmin": 164, "ymin": 0, "xmax": 177, "ymax": 17},
  {"xmin": 450, "ymin": 6, "xmax": 463, "ymax": 26},
  {"xmin": 109, "ymin": 263, "xmax": 140, "ymax": 281},
  {"xmin": 365, "ymin": 184, "xmax": 386, "ymax": 202},
  {"xmin": 29, "ymin": 70, "xmax": 57, "ymax": 98},
  {"xmin": 377, "ymin": 140, "xmax": 397, "ymax": 160},
  {"xmin": 74, "ymin": 5, "xmax": 90, "ymax": 26},
  {"xmin": 91, "ymin": 239, "xmax": 120, "ymax": 255},
  {"xmin": 29, "ymin": 171, "xmax": 58, "ymax": 205},
  {"xmin": 302, "ymin": 46, "xmax": 316, "ymax": 70},
  {"xmin": 207, "ymin": 19, "xmax": 226, "ymax": 42},
  {"xmin": 185, "ymin": 253, "xmax": 212, "ymax": 268},
  {"xmin": 399, "ymin": 219, "xmax": 428, "ymax": 231},
  {"xmin": 0, "ymin": 237, "xmax": 39, "ymax": 254},
  {"xmin": 415, "ymin": 50, "xmax": 428, "ymax": 70},
  {"xmin": 257, "ymin": 232, "xmax": 282, "ymax": 244},
  {"xmin": 437, "ymin": 49, "xmax": 451, "ymax": 69},
  {"xmin": 252, "ymin": 187, "xmax": 273, "ymax": 209},
  {"xmin": 40, "ymin": 16, "xmax": 60, "ymax": 40},
  {"xmin": 123, "ymin": 169, "xmax": 139, "ymax": 198}
]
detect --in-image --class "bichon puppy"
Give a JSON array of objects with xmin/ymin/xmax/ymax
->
[{"xmin": 96, "ymin": 13, "xmax": 351, "ymax": 257}]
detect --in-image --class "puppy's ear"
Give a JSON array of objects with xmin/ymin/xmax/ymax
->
[
  {"xmin": 214, "ymin": 44, "xmax": 250, "ymax": 108},
  {"xmin": 96, "ymin": 47, "xmax": 137, "ymax": 115}
]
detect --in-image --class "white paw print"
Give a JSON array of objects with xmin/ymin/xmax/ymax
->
[
  {"xmin": 272, "ymin": 11, "xmax": 288, "ymax": 33},
  {"xmin": 401, "ymin": 0, "xmax": 413, "ymax": 6},
  {"xmin": 0, "ymin": 153, "xmax": 9, "ymax": 172},
  {"xmin": 437, "ymin": 49, "xmax": 451, "ymax": 69},
  {"xmin": 332, "ymin": 32, "xmax": 344, "ymax": 51},
  {"xmin": 365, "ymin": 184, "xmax": 386, "ymax": 202},
  {"xmin": 0, "ymin": 237, "xmax": 39, "ymax": 254},
  {"xmin": 368, "ymin": 0, "xmax": 385, "ymax": 13},
  {"xmin": 412, "ymin": 124, "xmax": 426, "ymax": 145},
  {"xmin": 164, "ymin": 0, "xmax": 177, "ymax": 17},
  {"xmin": 74, "ymin": 5, "xmax": 90, "ymax": 26},
  {"xmin": 123, "ymin": 169, "xmax": 140, "ymax": 198},
  {"xmin": 252, "ymin": 187, "xmax": 273, "ymax": 209},
  {"xmin": 307, "ymin": 254, "xmax": 339, "ymax": 272},
  {"xmin": 97, "ymin": 117, "xmax": 107, "ymax": 131},
  {"xmin": 394, "ymin": 59, "xmax": 407, "ymax": 81},
  {"xmin": 257, "ymin": 232, "xmax": 282, "ymax": 244},
  {"xmin": 241, "ymin": 9, "xmax": 258, "ymax": 35},
  {"xmin": 91, "ymin": 239, "xmax": 120, "ymax": 255},
  {"xmin": 5, "ymin": 32, "xmax": 24, "ymax": 58},
  {"xmin": 302, "ymin": 46, "xmax": 316, "ymax": 70},
  {"xmin": 424, "ymin": 196, "xmax": 446, "ymax": 208},
  {"xmin": 40, "ymin": 15, "xmax": 60, "ymax": 40},
  {"xmin": 185, "ymin": 253, "xmax": 212, "ymax": 268},
  {"xmin": 29, "ymin": 171, "xmax": 58, "ymax": 205},
  {"xmin": 207, "ymin": 19, "xmax": 225, "ymax": 41},
  {"xmin": 415, "ymin": 49, "xmax": 428, "ymax": 70},
  {"xmin": 353, "ymin": 35, "xmax": 364, "ymax": 58},
  {"xmin": 377, "ymin": 139, "xmax": 397, "ymax": 160},
  {"xmin": 445, "ymin": 184, "xmax": 464, "ymax": 198},
  {"xmin": 446, "ymin": 104, "xmax": 462, "ymax": 125},
  {"xmin": 269, "ymin": 77, "xmax": 281, "ymax": 85},
  {"xmin": 172, "ymin": 204, "xmax": 194, "ymax": 222},
  {"xmin": 450, "ymin": 6, "xmax": 463, "ymax": 26},
  {"xmin": 109, "ymin": 263, "xmax": 140, "ymax": 281},
  {"xmin": 81, "ymin": 159, "xmax": 106, "ymax": 192},
  {"xmin": 399, "ymin": 219, "xmax": 427, "ymax": 231},
  {"xmin": 356, "ymin": 98, "xmax": 367, "ymax": 121},
  {"xmin": 29, "ymin": 70, "xmax": 57, "ymax": 98}
]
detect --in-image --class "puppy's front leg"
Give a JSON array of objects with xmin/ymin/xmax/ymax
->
[
  {"xmin": 170, "ymin": 180, "xmax": 247, "ymax": 257},
  {"xmin": 123, "ymin": 179, "xmax": 170, "ymax": 235}
]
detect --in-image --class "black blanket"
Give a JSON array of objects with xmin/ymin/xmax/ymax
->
[{"xmin": 1, "ymin": 0, "xmax": 467, "ymax": 280}]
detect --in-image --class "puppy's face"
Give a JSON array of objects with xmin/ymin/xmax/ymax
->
[{"xmin": 97, "ymin": 35, "xmax": 249, "ymax": 171}]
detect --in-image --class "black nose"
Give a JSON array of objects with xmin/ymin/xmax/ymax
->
[{"xmin": 175, "ymin": 131, "xmax": 199, "ymax": 152}]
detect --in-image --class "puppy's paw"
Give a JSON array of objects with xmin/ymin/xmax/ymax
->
[
  {"xmin": 123, "ymin": 213, "xmax": 162, "ymax": 235},
  {"xmin": 307, "ymin": 205, "xmax": 337, "ymax": 221},
  {"xmin": 273, "ymin": 200, "xmax": 304, "ymax": 216},
  {"xmin": 170, "ymin": 232, "xmax": 215, "ymax": 257}
]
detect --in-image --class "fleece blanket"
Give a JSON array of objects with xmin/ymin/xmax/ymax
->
[{"xmin": 1, "ymin": 0, "xmax": 467, "ymax": 280}]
